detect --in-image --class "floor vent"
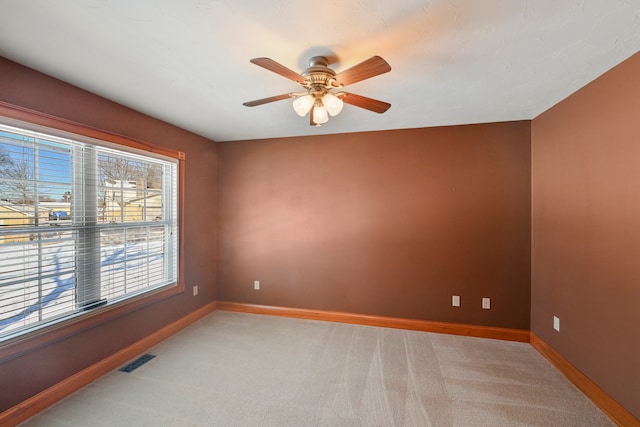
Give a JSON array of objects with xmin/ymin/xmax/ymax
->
[{"xmin": 118, "ymin": 354, "xmax": 156, "ymax": 373}]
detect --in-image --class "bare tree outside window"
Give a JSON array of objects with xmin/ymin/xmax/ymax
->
[
  {"xmin": 0, "ymin": 150, "xmax": 11, "ymax": 170},
  {"xmin": 0, "ymin": 155, "xmax": 34, "ymax": 204},
  {"xmin": 97, "ymin": 154, "xmax": 164, "ymax": 225}
]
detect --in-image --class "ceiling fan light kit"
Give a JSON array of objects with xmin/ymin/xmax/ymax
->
[
  {"xmin": 311, "ymin": 100, "xmax": 329, "ymax": 125},
  {"xmin": 292, "ymin": 94, "xmax": 314, "ymax": 116},
  {"xmin": 244, "ymin": 55, "xmax": 391, "ymax": 126},
  {"xmin": 322, "ymin": 92, "xmax": 344, "ymax": 116}
]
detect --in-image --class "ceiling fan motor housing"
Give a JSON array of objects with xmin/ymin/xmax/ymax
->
[{"xmin": 302, "ymin": 56, "xmax": 338, "ymax": 91}]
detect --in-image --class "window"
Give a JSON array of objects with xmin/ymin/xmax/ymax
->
[{"xmin": 0, "ymin": 121, "xmax": 179, "ymax": 342}]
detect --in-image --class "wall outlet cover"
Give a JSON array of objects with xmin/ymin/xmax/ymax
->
[
  {"xmin": 482, "ymin": 297, "xmax": 491, "ymax": 309},
  {"xmin": 452, "ymin": 295, "xmax": 460, "ymax": 307}
]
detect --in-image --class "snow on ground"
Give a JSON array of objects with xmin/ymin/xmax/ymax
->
[{"xmin": 0, "ymin": 230, "xmax": 167, "ymax": 335}]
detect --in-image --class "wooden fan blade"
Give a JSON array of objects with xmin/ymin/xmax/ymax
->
[
  {"xmin": 243, "ymin": 93, "xmax": 293, "ymax": 107},
  {"xmin": 340, "ymin": 92, "xmax": 391, "ymax": 113},
  {"xmin": 250, "ymin": 58, "xmax": 305, "ymax": 85},
  {"xmin": 334, "ymin": 56, "xmax": 391, "ymax": 87}
]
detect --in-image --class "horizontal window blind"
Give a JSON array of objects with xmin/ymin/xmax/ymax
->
[{"xmin": 0, "ymin": 122, "xmax": 178, "ymax": 341}]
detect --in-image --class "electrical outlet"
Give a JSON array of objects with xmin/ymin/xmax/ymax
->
[
  {"xmin": 254, "ymin": 280, "xmax": 260, "ymax": 290},
  {"xmin": 553, "ymin": 316, "xmax": 560, "ymax": 332},
  {"xmin": 452, "ymin": 295, "xmax": 460, "ymax": 307},
  {"xmin": 193, "ymin": 285, "xmax": 198, "ymax": 296},
  {"xmin": 482, "ymin": 297, "xmax": 491, "ymax": 310}
]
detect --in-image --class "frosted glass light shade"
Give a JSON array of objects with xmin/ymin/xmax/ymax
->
[
  {"xmin": 322, "ymin": 92, "xmax": 344, "ymax": 116},
  {"xmin": 312, "ymin": 105, "xmax": 329, "ymax": 124},
  {"xmin": 292, "ymin": 94, "xmax": 314, "ymax": 116}
]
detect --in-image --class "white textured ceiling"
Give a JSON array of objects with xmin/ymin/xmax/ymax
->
[{"xmin": 1, "ymin": 1, "xmax": 639, "ymax": 142}]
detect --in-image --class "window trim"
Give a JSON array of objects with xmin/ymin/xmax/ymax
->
[{"xmin": 0, "ymin": 101, "xmax": 185, "ymax": 363}]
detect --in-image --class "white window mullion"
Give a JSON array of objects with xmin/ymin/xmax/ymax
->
[
  {"xmin": 33, "ymin": 142, "xmax": 44, "ymax": 322},
  {"xmin": 33, "ymin": 142, "xmax": 39, "ymax": 226},
  {"xmin": 123, "ymin": 227, "xmax": 128, "ymax": 294},
  {"xmin": 74, "ymin": 146, "xmax": 103, "ymax": 309},
  {"xmin": 36, "ymin": 231, "xmax": 44, "ymax": 322}
]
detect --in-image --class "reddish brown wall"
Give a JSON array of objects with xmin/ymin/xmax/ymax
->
[
  {"xmin": 532, "ymin": 52, "xmax": 640, "ymax": 418},
  {"xmin": 218, "ymin": 122, "xmax": 531, "ymax": 329},
  {"xmin": 0, "ymin": 57, "xmax": 217, "ymax": 412}
]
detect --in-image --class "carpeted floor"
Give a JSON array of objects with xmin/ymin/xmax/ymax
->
[{"xmin": 21, "ymin": 311, "xmax": 614, "ymax": 426}]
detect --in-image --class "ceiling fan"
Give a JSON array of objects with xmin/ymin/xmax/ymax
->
[{"xmin": 243, "ymin": 55, "xmax": 391, "ymax": 126}]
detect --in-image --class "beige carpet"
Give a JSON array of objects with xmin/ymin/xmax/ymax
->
[{"xmin": 21, "ymin": 311, "xmax": 614, "ymax": 426}]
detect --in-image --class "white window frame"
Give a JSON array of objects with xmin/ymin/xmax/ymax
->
[{"xmin": 0, "ymin": 109, "xmax": 184, "ymax": 357}]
